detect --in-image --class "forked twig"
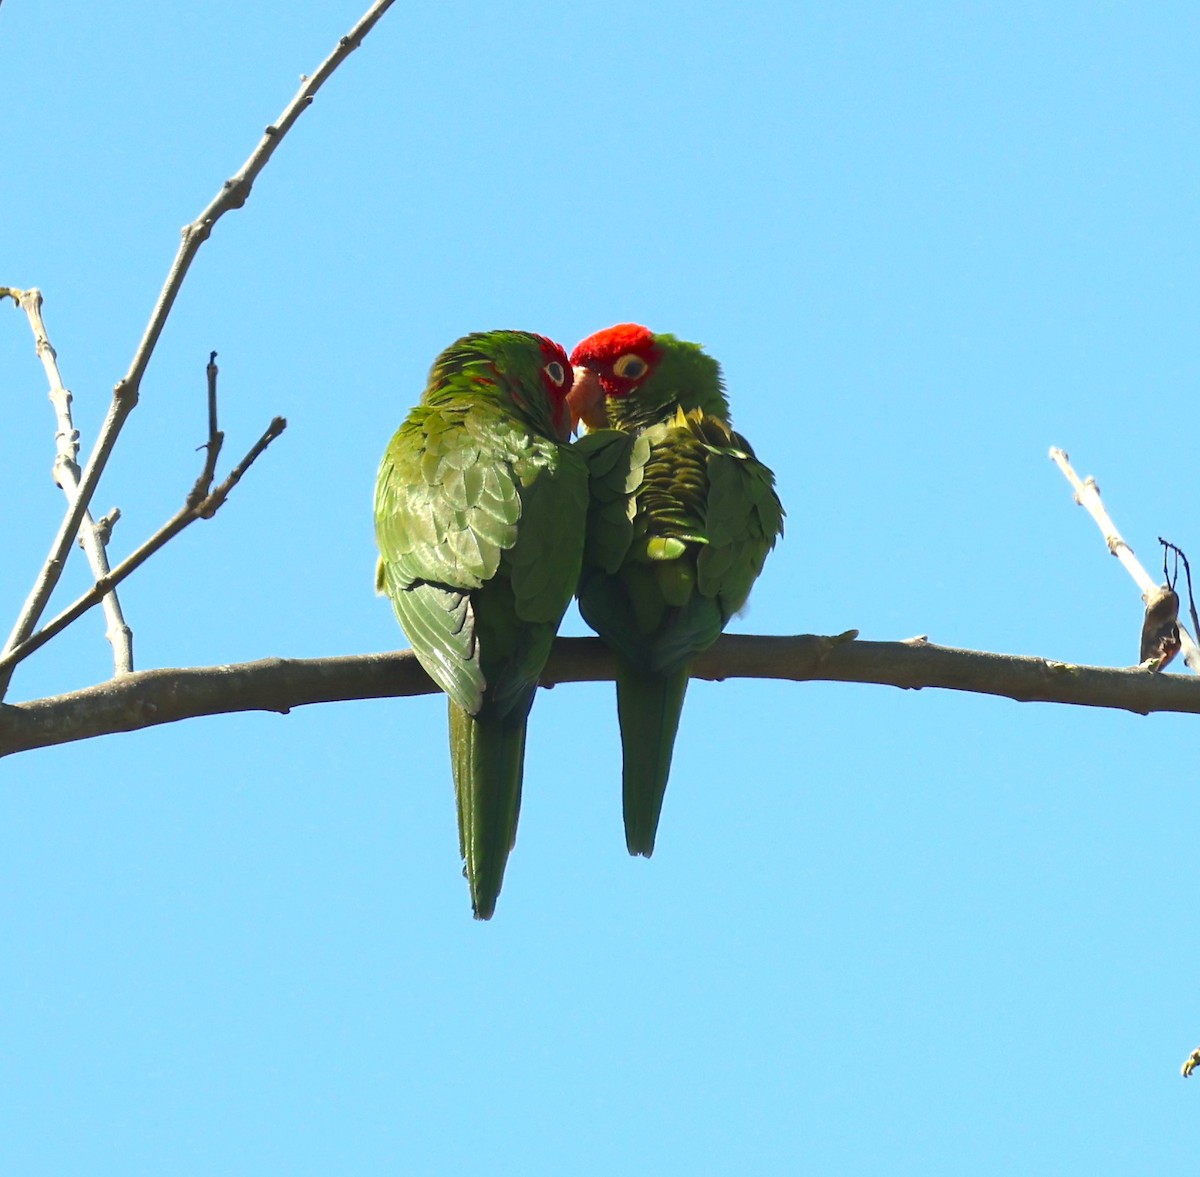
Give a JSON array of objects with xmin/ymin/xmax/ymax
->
[
  {"xmin": 0, "ymin": 0, "xmax": 396, "ymax": 698},
  {"xmin": 2, "ymin": 287, "xmax": 133, "ymax": 674},
  {"xmin": 0, "ymin": 418, "xmax": 287, "ymax": 678},
  {"xmin": 1048, "ymin": 448, "xmax": 1200, "ymax": 672}
]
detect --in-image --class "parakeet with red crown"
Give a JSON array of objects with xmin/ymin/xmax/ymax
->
[
  {"xmin": 375, "ymin": 331, "xmax": 588, "ymax": 918},
  {"xmin": 568, "ymin": 324, "xmax": 783, "ymax": 857}
]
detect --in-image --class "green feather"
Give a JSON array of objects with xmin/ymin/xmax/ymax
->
[
  {"xmin": 449, "ymin": 697, "xmax": 527, "ymax": 919},
  {"xmin": 615, "ymin": 662, "xmax": 690, "ymax": 857}
]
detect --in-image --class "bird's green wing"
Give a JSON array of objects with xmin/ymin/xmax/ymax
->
[
  {"xmin": 473, "ymin": 438, "xmax": 589, "ymax": 717},
  {"xmin": 374, "ymin": 402, "xmax": 528, "ymax": 714},
  {"xmin": 573, "ymin": 428, "xmax": 648, "ymax": 575},
  {"xmin": 577, "ymin": 410, "xmax": 783, "ymax": 676},
  {"xmin": 576, "ymin": 416, "xmax": 712, "ymax": 674},
  {"xmin": 694, "ymin": 414, "xmax": 785, "ymax": 621}
]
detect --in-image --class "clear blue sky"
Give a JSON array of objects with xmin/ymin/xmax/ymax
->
[{"xmin": 3, "ymin": 1, "xmax": 1199, "ymax": 1172}]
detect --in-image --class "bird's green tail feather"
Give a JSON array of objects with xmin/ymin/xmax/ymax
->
[
  {"xmin": 615, "ymin": 660, "xmax": 691, "ymax": 857},
  {"xmin": 449, "ymin": 699, "xmax": 528, "ymax": 920}
]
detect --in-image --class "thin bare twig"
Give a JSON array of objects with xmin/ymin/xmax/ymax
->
[
  {"xmin": 4, "ymin": 288, "xmax": 133, "ymax": 674},
  {"xmin": 189, "ymin": 351, "xmax": 225, "ymax": 508},
  {"xmin": 206, "ymin": 351, "xmax": 220, "ymax": 445},
  {"xmin": 0, "ymin": 0, "xmax": 396, "ymax": 698},
  {"xmin": 0, "ymin": 418, "xmax": 287, "ymax": 678},
  {"xmin": 196, "ymin": 416, "xmax": 286, "ymax": 519},
  {"xmin": 1160, "ymin": 539, "xmax": 1200, "ymax": 646},
  {"xmin": 3, "ymin": 631, "xmax": 1200, "ymax": 759},
  {"xmin": 1048, "ymin": 447, "xmax": 1200, "ymax": 672}
]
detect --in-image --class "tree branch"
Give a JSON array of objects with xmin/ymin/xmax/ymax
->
[
  {"xmin": 3, "ymin": 288, "xmax": 133, "ymax": 674},
  {"xmin": 2, "ymin": 632, "xmax": 1197, "ymax": 759},
  {"xmin": 0, "ymin": 0, "xmax": 396, "ymax": 698},
  {"xmin": 1049, "ymin": 447, "xmax": 1200, "ymax": 671},
  {"xmin": 0, "ymin": 418, "xmax": 287, "ymax": 679}
]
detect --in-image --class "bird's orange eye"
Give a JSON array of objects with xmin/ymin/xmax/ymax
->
[
  {"xmin": 612, "ymin": 353, "xmax": 648, "ymax": 380},
  {"xmin": 543, "ymin": 360, "xmax": 567, "ymax": 387}
]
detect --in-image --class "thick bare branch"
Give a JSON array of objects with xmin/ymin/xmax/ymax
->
[
  {"xmin": 4, "ymin": 288, "xmax": 133, "ymax": 673},
  {"xmin": 0, "ymin": 0, "xmax": 396, "ymax": 698},
  {"xmin": 3, "ymin": 632, "xmax": 1198, "ymax": 759},
  {"xmin": 1049, "ymin": 447, "xmax": 1200, "ymax": 671}
]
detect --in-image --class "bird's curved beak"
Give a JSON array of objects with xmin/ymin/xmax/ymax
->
[{"xmin": 568, "ymin": 366, "xmax": 609, "ymax": 433}]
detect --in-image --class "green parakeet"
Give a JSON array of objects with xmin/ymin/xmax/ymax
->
[
  {"xmin": 375, "ymin": 331, "xmax": 588, "ymax": 918},
  {"xmin": 567, "ymin": 323, "xmax": 784, "ymax": 857}
]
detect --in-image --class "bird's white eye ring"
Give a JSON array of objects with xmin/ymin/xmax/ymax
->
[
  {"xmin": 543, "ymin": 360, "xmax": 567, "ymax": 387},
  {"xmin": 613, "ymin": 353, "xmax": 648, "ymax": 380}
]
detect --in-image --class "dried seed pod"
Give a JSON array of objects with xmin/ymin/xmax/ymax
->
[{"xmin": 1140, "ymin": 584, "xmax": 1181, "ymax": 670}]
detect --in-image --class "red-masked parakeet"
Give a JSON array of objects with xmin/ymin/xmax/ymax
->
[
  {"xmin": 375, "ymin": 331, "xmax": 588, "ymax": 918},
  {"xmin": 568, "ymin": 323, "xmax": 784, "ymax": 857}
]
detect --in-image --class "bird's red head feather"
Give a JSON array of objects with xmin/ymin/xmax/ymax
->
[
  {"xmin": 531, "ymin": 334, "xmax": 574, "ymax": 441},
  {"xmin": 568, "ymin": 323, "xmax": 659, "ymax": 429}
]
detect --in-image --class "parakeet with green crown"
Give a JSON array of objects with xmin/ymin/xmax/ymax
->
[
  {"xmin": 567, "ymin": 324, "xmax": 784, "ymax": 857},
  {"xmin": 375, "ymin": 331, "xmax": 588, "ymax": 918}
]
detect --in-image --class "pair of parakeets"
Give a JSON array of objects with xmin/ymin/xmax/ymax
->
[{"xmin": 374, "ymin": 325, "xmax": 784, "ymax": 919}]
